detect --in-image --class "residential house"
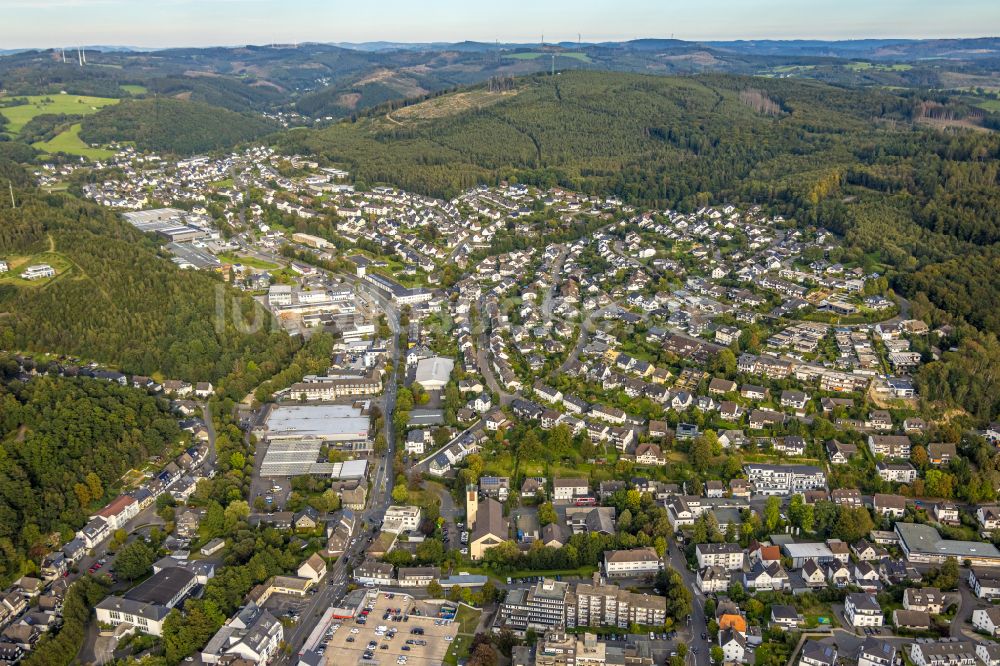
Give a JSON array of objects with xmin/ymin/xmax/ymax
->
[
  {"xmin": 826, "ymin": 439, "xmax": 857, "ymax": 464},
  {"xmin": 845, "ymin": 593, "xmax": 883, "ymax": 627},
  {"xmin": 903, "ymin": 587, "xmax": 945, "ymax": 614},
  {"xmin": 799, "ymin": 640, "xmax": 837, "ymax": 666},
  {"xmin": 973, "ymin": 607, "xmax": 1000, "ymax": 636},
  {"xmin": 877, "ymin": 462, "xmax": 918, "ymax": 483},
  {"xmin": 873, "ymin": 494, "xmax": 907, "ymax": 518}
]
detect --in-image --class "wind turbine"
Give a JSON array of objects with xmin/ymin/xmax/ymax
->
[{"xmin": 77, "ymin": 47, "xmax": 83, "ymax": 66}]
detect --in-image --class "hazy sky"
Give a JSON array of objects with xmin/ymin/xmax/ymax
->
[{"xmin": 1, "ymin": 0, "xmax": 998, "ymax": 49}]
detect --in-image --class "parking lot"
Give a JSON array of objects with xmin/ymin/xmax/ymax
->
[
  {"xmin": 262, "ymin": 592, "xmax": 310, "ymax": 622},
  {"xmin": 319, "ymin": 592, "xmax": 459, "ymax": 666}
]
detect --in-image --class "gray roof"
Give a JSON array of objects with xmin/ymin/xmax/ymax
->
[
  {"xmin": 847, "ymin": 593, "xmax": 881, "ymax": 612},
  {"xmin": 124, "ymin": 568, "xmax": 196, "ymax": 606},
  {"xmin": 896, "ymin": 522, "xmax": 1000, "ymax": 560},
  {"xmin": 801, "ymin": 640, "xmax": 837, "ymax": 666},
  {"xmin": 96, "ymin": 596, "xmax": 170, "ymax": 622},
  {"xmin": 472, "ymin": 498, "xmax": 507, "ymax": 542}
]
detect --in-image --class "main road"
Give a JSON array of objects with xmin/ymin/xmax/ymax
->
[{"xmin": 275, "ymin": 266, "xmax": 403, "ymax": 662}]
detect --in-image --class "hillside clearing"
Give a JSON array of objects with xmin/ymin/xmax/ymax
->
[
  {"xmin": 33, "ymin": 123, "xmax": 116, "ymax": 159},
  {"xmin": 0, "ymin": 94, "xmax": 119, "ymax": 135}
]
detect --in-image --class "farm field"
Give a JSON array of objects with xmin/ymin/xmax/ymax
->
[
  {"xmin": 0, "ymin": 94, "xmax": 120, "ymax": 134},
  {"xmin": 33, "ymin": 123, "xmax": 116, "ymax": 159},
  {"xmin": 845, "ymin": 61, "xmax": 913, "ymax": 71},
  {"xmin": 120, "ymin": 84, "xmax": 148, "ymax": 95},
  {"xmin": 505, "ymin": 51, "xmax": 592, "ymax": 62}
]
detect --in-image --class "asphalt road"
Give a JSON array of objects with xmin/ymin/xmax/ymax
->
[{"xmin": 276, "ymin": 274, "xmax": 402, "ymax": 662}]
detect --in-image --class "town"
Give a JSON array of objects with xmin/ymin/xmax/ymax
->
[{"xmin": 3, "ymin": 141, "xmax": 1000, "ymax": 666}]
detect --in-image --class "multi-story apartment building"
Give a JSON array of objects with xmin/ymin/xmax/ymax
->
[
  {"xmin": 695, "ymin": 543, "xmax": 745, "ymax": 570},
  {"xmin": 566, "ymin": 575, "xmax": 667, "ymax": 629},
  {"xmin": 553, "ymin": 478, "xmax": 590, "ymax": 501},
  {"xmin": 909, "ymin": 642, "xmax": 977, "ymax": 666},
  {"xmin": 845, "ymin": 593, "xmax": 884, "ymax": 627},
  {"xmin": 381, "ymin": 505, "xmax": 422, "ymax": 534},
  {"xmin": 744, "ymin": 463, "xmax": 826, "ymax": 496},
  {"xmin": 603, "ymin": 548, "xmax": 662, "ymax": 577}
]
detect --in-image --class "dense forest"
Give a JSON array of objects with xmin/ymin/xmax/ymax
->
[
  {"xmin": 0, "ymin": 371, "xmax": 181, "ymax": 582},
  {"xmin": 280, "ymin": 71, "xmax": 1000, "ymax": 422},
  {"xmin": 0, "ymin": 168, "xmax": 297, "ymax": 388},
  {"xmin": 79, "ymin": 98, "xmax": 275, "ymax": 155}
]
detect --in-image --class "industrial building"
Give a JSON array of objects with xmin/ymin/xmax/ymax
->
[
  {"xmin": 414, "ymin": 356, "xmax": 455, "ymax": 390},
  {"xmin": 257, "ymin": 403, "xmax": 373, "ymax": 476},
  {"xmin": 894, "ymin": 522, "xmax": 1000, "ymax": 566},
  {"xmin": 363, "ymin": 272, "xmax": 432, "ymax": 305}
]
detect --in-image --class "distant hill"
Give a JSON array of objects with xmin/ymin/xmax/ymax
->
[
  {"xmin": 2, "ymin": 38, "xmax": 999, "ymax": 122},
  {"xmin": 78, "ymin": 98, "xmax": 275, "ymax": 154},
  {"xmin": 702, "ymin": 37, "xmax": 1000, "ymax": 60},
  {"xmin": 282, "ymin": 71, "xmax": 1000, "ymax": 355},
  {"xmin": 284, "ymin": 71, "xmax": 909, "ymax": 203}
]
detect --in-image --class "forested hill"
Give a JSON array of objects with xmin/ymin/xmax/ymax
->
[
  {"xmin": 281, "ymin": 71, "xmax": 1000, "ymax": 421},
  {"xmin": 78, "ymin": 98, "xmax": 275, "ymax": 155},
  {"xmin": 0, "ymin": 372, "xmax": 181, "ymax": 582},
  {"xmin": 0, "ymin": 171, "xmax": 298, "ymax": 392}
]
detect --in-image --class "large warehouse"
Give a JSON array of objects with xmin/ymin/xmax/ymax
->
[
  {"xmin": 257, "ymin": 404, "xmax": 372, "ymax": 476},
  {"xmin": 414, "ymin": 356, "xmax": 455, "ymax": 390},
  {"xmin": 261, "ymin": 404, "xmax": 370, "ymax": 445}
]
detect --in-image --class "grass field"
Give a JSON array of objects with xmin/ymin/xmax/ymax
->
[
  {"xmin": 770, "ymin": 64, "xmax": 817, "ymax": 73},
  {"xmin": 976, "ymin": 99, "xmax": 1000, "ymax": 112},
  {"xmin": 33, "ymin": 123, "xmax": 115, "ymax": 160},
  {"xmin": 120, "ymin": 84, "xmax": 147, "ymax": 95},
  {"xmin": 0, "ymin": 252, "xmax": 72, "ymax": 287},
  {"xmin": 0, "ymin": 94, "xmax": 119, "ymax": 134},
  {"xmin": 506, "ymin": 51, "xmax": 592, "ymax": 63},
  {"xmin": 443, "ymin": 605, "xmax": 481, "ymax": 666},
  {"xmin": 217, "ymin": 252, "xmax": 279, "ymax": 270},
  {"xmin": 845, "ymin": 61, "xmax": 913, "ymax": 72}
]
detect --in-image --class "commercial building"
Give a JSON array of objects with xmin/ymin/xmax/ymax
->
[
  {"xmin": 397, "ymin": 567, "xmax": 440, "ymax": 587},
  {"xmin": 287, "ymin": 377, "xmax": 381, "ymax": 400},
  {"xmin": 414, "ymin": 356, "xmax": 455, "ymax": 390},
  {"xmin": 201, "ymin": 603, "xmax": 283, "ymax": 664},
  {"xmin": 363, "ymin": 273, "xmax": 432, "ymax": 305},
  {"xmin": 553, "ymin": 478, "xmax": 591, "ymax": 501},
  {"xmin": 895, "ymin": 522, "xmax": 1000, "ymax": 567},
  {"xmin": 499, "ymin": 578, "xmax": 570, "ymax": 632},
  {"xmin": 257, "ymin": 404, "xmax": 372, "ymax": 475},
  {"xmin": 382, "ymin": 505, "xmax": 422, "ymax": 534},
  {"xmin": 96, "ymin": 568, "xmax": 199, "ymax": 636}
]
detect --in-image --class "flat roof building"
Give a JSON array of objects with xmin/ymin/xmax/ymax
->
[
  {"xmin": 895, "ymin": 522, "xmax": 1000, "ymax": 566},
  {"xmin": 414, "ymin": 357, "xmax": 455, "ymax": 390}
]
